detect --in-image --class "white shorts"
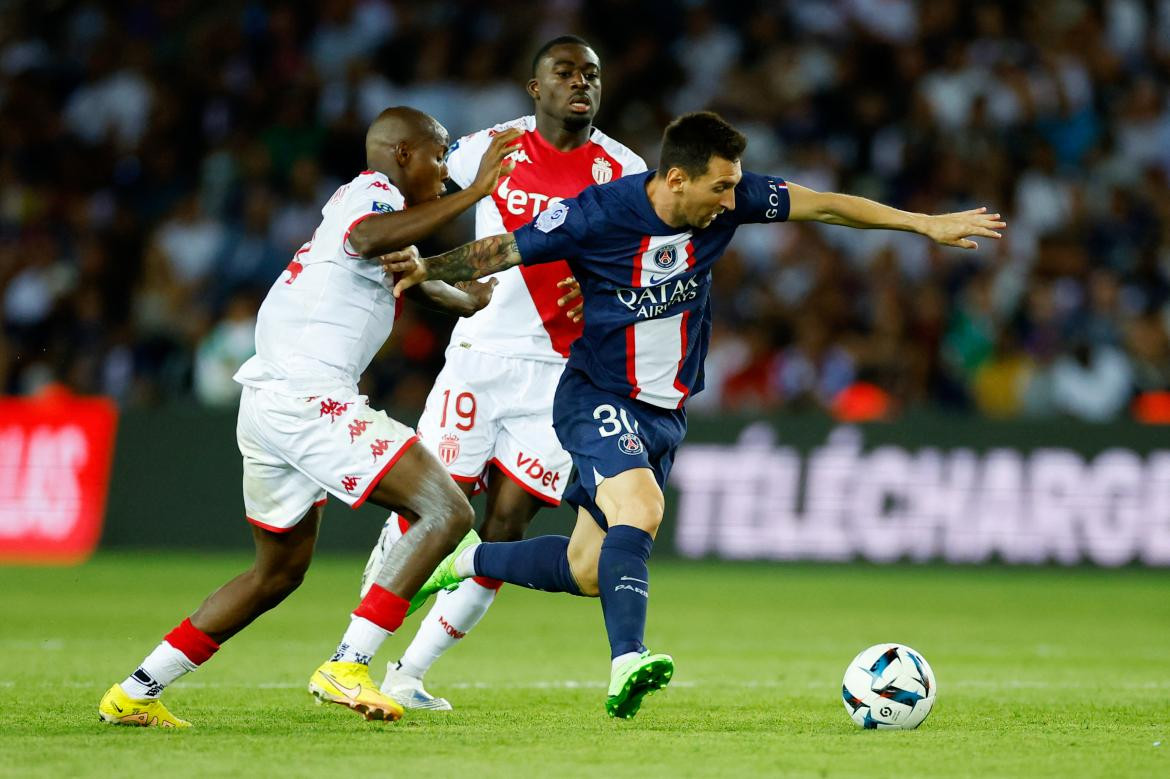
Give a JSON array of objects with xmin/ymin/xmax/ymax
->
[
  {"xmin": 236, "ymin": 386, "xmax": 419, "ymax": 532},
  {"xmin": 416, "ymin": 345, "xmax": 571, "ymax": 505}
]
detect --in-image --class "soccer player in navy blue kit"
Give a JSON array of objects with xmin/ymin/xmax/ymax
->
[{"xmin": 385, "ymin": 112, "xmax": 1006, "ymax": 718}]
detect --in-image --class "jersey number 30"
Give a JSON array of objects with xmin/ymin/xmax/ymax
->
[{"xmin": 593, "ymin": 404, "xmax": 639, "ymax": 438}]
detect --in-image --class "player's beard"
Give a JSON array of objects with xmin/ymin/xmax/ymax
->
[{"xmin": 562, "ymin": 112, "xmax": 592, "ymax": 132}]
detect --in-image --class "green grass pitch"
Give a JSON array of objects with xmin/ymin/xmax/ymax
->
[{"xmin": 1, "ymin": 553, "xmax": 1167, "ymax": 777}]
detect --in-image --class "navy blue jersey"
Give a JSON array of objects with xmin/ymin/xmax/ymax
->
[{"xmin": 514, "ymin": 170, "xmax": 790, "ymax": 409}]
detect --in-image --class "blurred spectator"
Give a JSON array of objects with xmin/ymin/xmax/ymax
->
[
  {"xmin": 213, "ymin": 186, "xmax": 285, "ymax": 303},
  {"xmin": 269, "ymin": 158, "xmax": 331, "ymax": 256},
  {"xmin": 62, "ymin": 38, "xmax": 153, "ymax": 151},
  {"xmin": 1049, "ymin": 340, "xmax": 1133, "ymax": 421},
  {"xmin": 772, "ymin": 315, "xmax": 856, "ymax": 411},
  {"xmin": 972, "ymin": 328, "xmax": 1035, "ymax": 418},
  {"xmin": 153, "ymin": 195, "xmax": 226, "ymax": 296},
  {"xmin": 194, "ymin": 292, "xmax": 258, "ymax": 406},
  {"xmin": 1125, "ymin": 311, "xmax": 1170, "ymax": 393}
]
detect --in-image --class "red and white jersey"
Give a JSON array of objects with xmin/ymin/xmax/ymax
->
[
  {"xmin": 445, "ymin": 116, "xmax": 646, "ymax": 362},
  {"xmin": 234, "ymin": 170, "xmax": 404, "ymax": 396}
]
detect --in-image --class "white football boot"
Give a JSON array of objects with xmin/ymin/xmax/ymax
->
[{"xmin": 381, "ymin": 662, "xmax": 453, "ymax": 711}]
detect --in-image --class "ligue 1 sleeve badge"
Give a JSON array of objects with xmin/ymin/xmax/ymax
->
[
  {"xmin": 618, "ymin": 432, "xmax": 644, "ymax": 456},
  {"xmin": 536, "ymin": 203, "xmax": 569, "ymax": 233}
]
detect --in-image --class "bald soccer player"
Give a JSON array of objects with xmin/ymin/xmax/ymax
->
[{"xmin": 98, "ymin": 107, "xmax": 522, "ymax": 727}]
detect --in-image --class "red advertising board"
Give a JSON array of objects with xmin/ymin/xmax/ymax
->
[{"xmin": 0, "ymin": 389, "xmax": 117, "ymax": 564}]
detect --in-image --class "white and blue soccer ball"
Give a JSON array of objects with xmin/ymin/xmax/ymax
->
[{"xmin": 841, "ymin": 643, "xmax": 936, "ymax": 730}]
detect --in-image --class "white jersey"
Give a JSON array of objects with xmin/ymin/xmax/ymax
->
[
  {"xmin": 234, "ymin": 170, "xmax": 404, "ymax": 396},
  {"xmin": 445, "ymin": 116, "xmax": 646, "ymax": 362}
]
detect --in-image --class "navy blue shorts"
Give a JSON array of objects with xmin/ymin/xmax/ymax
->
[{"xmin": 552, "ymin": 368, "xmax": 687, "ymax": 530}]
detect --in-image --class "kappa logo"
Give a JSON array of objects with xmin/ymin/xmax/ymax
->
[
  {"xmin": 348, "ymin": 419, "xmax": 370, "ymax": 443},
  {"xmin": 369, "ymin": 180, "xmax": 392, "ymax": 191},
  {"xmin": 320, "ymin": 399, "xmax": 351, "ymax": 422},
  {"xmin": 437, "ymin": 434, "xmax": 461, "ymax": 466},
  {"xmin": 507, "ymin": 148, "xmax": 532, "ymax": 164},
  {"xmin": 370, "ymin": 438, "xmax": 390, "ymax": 460},
  {"xmin": 592, "ymin": 156, "xmax": 613, "ymax": 184},
  {"xmin": 341, "ymin": 475, "xmax": 360, "ymax": 493},
  {"xmin": 618, "ymin": 432, "xmax": 644, "ymax": 456}
]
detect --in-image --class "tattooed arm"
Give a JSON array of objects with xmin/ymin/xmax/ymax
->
[{"xmin": 383, "ymin": 233, "xmax": 522, "ymax": 298}]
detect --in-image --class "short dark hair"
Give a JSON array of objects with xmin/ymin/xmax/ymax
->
[
  {"xmin": 531, "ymin": 35, "xmax": 594, "ymax": 76},
  {"xmin": 657, "ymin": 111, "xmax": 747, "ymax": 178}
]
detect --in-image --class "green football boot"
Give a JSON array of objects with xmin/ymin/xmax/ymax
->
[
  {"xmin": 606, "ymin": 651, "xmax": 674, "ymax": 719},
  {"xmin": 406, "ymin": 528, "xmax": 480, "ymax": 616}
]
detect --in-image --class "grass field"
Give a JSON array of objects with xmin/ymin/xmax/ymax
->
[{"xmin": 1, "ymin": 553, "xmax": 1167, "ymax": 778}]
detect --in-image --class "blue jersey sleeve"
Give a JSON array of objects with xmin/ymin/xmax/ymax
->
[
  {"xmin": 514, "ymin": 199, "xmax": 591, "ymax": 266},
  {"xmin": 728, "ymin": 171, "xmax": 790, "ymax": 225}
]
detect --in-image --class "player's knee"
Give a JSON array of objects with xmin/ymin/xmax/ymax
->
[
  {"xmin": 574, "ymin": 573, "xmax": 599, "ymax": 597},
  {"xmin": 480, "ymin": 506, "xmax": 533, "ymax": 542},
  {"xmin": 256, "ymin": 566, "xmax": 306, "ymax": 603},
  {"xmin": 439, "ymin": 493, "xmax": 475, "ymax": 540},
  {"xmin": 608, "ymin": 494, "xmax": 664, "ymax": 535},
  {"xmin": 568, "ymin": 547, "xmax": 600, "ymax": 597}
]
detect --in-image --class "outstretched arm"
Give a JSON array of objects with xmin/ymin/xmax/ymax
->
[
  {"xmin": 380, "ymin": 233, "xmax": 523, "ymax": 298},
  {"xmin": 403, "ymin": 278, "xmax": 498, "ymax": 317},
  {"xmin": 786, "ymin": 182, "xmax": 1005, "ymax": 249},
  {"xmin": 348, "ymin": 129, "xmax": 522, "ymax": 257}
]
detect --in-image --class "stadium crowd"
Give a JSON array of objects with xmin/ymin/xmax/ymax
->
[{"xmin": 2, "ymin": 0, "xmax": 1169, "ymax": 421}]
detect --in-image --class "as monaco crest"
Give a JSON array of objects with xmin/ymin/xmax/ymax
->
[
  {"xmin": 592, "ymin": 157, "xmax": 613, "ymax": 184},
  {"xmin": 438, "ymin": 434, "xmax": 461, "ymax": 466}
]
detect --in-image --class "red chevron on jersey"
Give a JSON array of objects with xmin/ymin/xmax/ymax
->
[
  {"xmin": 445, "ymin": 116, "xmax": 646, "ymax": 362},
  {"xmin": 490, "ymin": 130, "xmax": 632, "ymax": 356}
]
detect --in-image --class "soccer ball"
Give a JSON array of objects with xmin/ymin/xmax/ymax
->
[{"xmin": 841, "ymin": 643, "xmax": 936, "ymax": 729}]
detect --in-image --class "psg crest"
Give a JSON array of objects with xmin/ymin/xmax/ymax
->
[
  {"xmin": 618, "ymin": 432, "xmax": 644, "ymax": 456},
  {"xmin": 654, "ymin": 244, "xmax": 677, "ymax": 270},
  {"xmin": 592, "ymin": 157, "xmax": 613, "ymax": 184},
  {"xmin": 438, "ymin": 434, "xmax": 461, "ymax": 466}
]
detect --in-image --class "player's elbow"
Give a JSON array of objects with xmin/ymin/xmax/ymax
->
[
  {"xmin": 347, "ymin": 222, "xmax": 374, "ymax": 257},
  {"xmin": 348, "ymin": 219, "xmax": 408, "ymax": 259},
  {"xmin": 789, "ymin": 187, "xmax": 840, "ymax": 223},
  {"xmin": 347, "ymin": 221, "xmax": 381, "ymax": 258}
]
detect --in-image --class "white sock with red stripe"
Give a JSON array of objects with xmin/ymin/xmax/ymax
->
[
  {"xmin": 332, "ymin": 616, "xmax": 390, "ymax": 664},
  {"xmin": 121, "ymin": 618, "xmax": 220, "ymax": 699},
  {"xmin": 331, "ymin": 583, "xmax": 410, "ymax": 664},
  {"xmin": 397, "ymin": 577, "xmax": 502, "ymax": 679}
]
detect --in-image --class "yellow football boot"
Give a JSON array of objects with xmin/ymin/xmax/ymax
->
[
  {"xmin": 308, "ymin": 661, "xmax": 404, "ymax": 721},
  {"xmin": 98, "ymin": 684, "xmax": 191, "ymax": 728}
]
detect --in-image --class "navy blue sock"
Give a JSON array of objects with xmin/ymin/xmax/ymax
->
[
  {"xmin": 598, "ymin": 525, "xmax": 654, "ymax": 658},
  {"xmin": 473, "ymin": 536, "xmax": 582, "ymax": 595}
]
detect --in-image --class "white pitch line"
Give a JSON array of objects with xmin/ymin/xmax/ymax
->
[{"xmin": 5, "ymin": 678, "xmax": 1169, "ymax": 692}]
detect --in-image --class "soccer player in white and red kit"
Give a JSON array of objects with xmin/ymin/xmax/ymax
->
[
  {"xmin": 98, "ymin": 108, "xmax": 522, "ymax": 727},
  {"xmin": 363, "ymin": 36, "xmax": 647, "ymax": 709}
]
